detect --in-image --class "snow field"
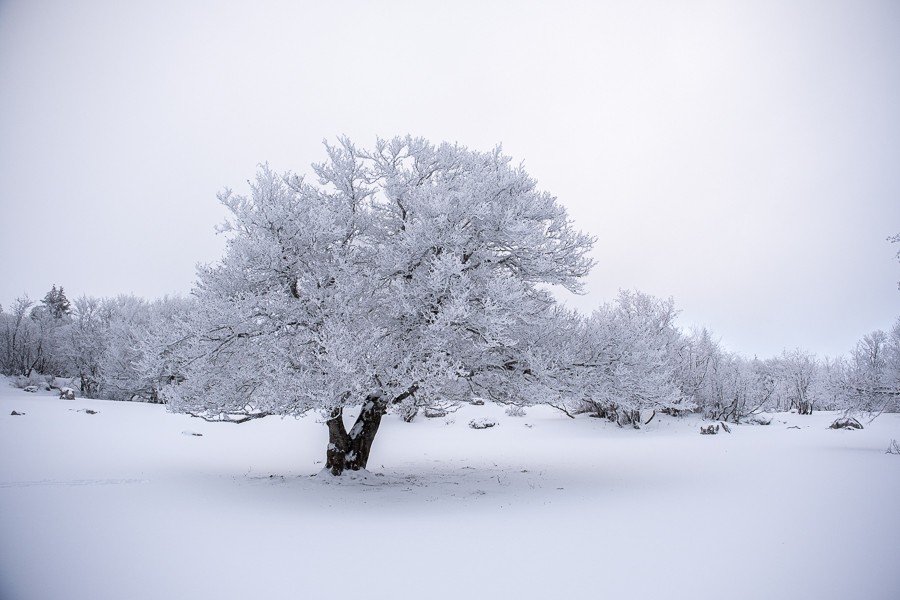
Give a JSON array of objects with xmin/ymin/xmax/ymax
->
[{"xmin": 1, "ymin": 383, "xmax": 899, "ymax": 599}]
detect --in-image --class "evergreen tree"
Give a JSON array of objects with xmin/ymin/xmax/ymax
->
[{"xmin": 41, "ymin": 285, "xmax": 71, "ymax": 320}]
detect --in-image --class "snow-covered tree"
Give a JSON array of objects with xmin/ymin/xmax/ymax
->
[
  {"xmin": 567, "ymin": 290, "xmax": 690, "ymax": 426},
  {"xmin": 94, "ymin": 295, "xmax": 182, "ymax": 401},
  {"xmin": 133, "ymin": 295, "xmax": 197, "ymax": 403},
  {"xmin": 0, "ymin": 296, "xmax": 38, "ymax": 376},
  {"xmin": 64, "ymin": 296, "xmax": 111, "ymax": 398},
  {"xmin": 41, "ymin": 285, "xmax": 71, "ymax": 319},
  {"xmin": 1, "ymin": 290, "xmax": 71, "ymax": 379},
  {"xmin": 672, "ymin": 327, "xmax": 720, "ymax": 413},
  {"xmin": 161, "ymin": 136, "xmax": 595, "ymax": 474},
  {"xmin": 668, "ymin": 327, "xmax": 777, "ymax": 423},
  {"xmin": 773, "ymin": 348, "xmax": 818, "ymax": 415},
  {"xmin": 844, "ymin": 324, "xmax": 900, "ymax": 416}
]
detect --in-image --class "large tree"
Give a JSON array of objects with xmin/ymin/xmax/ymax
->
[{"xmin": 162, "ymin": 136, "xmax": 595, "ymax": 474}]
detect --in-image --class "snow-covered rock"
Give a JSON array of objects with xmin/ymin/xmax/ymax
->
[{"xmin": 748, "ymin": 413, "xmax": 773, "ymax": 425}]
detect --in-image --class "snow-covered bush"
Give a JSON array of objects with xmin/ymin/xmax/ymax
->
[
  {"xmin": 505, "ymin": 405, "xmax": 526, "ymax": 417},
  {"xmin": 700, "ymin": 424, "xmax": 720, "ymax": 435},
  {"xmin": 555, "ymin": 291, "xmax": 692, "ymax": 427},
  {"xmin": 842, "ymin": 321, "xmax": 900, "ymax": 417},
  {"xmin": 12, "ymin": 373, "xmax": 52, "ymax": 391}
]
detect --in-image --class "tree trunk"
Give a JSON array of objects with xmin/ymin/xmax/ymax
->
[
  {"xmin": 325, "ymin": 407, "xmax": 350, "ymax": 476},
  {"xmin": 324, "ymin": 396, "xmax": 387, "ymax": 476}
]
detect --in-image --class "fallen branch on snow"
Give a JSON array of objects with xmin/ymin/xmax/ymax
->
[{"xmin": 829, "ymin": 417, "xmax": 863, "ymax": 430}]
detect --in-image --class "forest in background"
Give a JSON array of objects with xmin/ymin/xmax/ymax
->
[
  {"xmin": 2, "ymin": 282, "xmax": 897, "ymax": 426},
  {"xmin": 3, "ymin": 138, "xmax": 898, "ymax": 438}
]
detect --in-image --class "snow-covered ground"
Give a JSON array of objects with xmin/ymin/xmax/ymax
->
[{"xmin": 2, "ymin": 380, "xmax": 899, "ymax": 600}]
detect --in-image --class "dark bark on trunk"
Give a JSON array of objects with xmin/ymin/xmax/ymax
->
[
  {"xmin": 347, "ymin": 396, "xmax": 386, "ymax": 470},
  {"xmin": 325, "ymin": 408, "xmax": 350, "ymax": 476},
  {"xmin": 324, "ymin": 396, "xmax": 388, "ymax": 476}
]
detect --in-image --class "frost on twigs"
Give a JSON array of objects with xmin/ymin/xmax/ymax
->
[
  {"xmin": 469, "ymin": 418, "xmax": 497, "ymax": 430},
  {"xmin": 187, "ymin": 411, "xmax": 270, "ymax": 424},
  {"xmin": 886, "ymin": 439, "xmax": 900, "ymax": 455},
  {"xmin": 829, "ymin": 417, "xmax": 863, "ymax": 430},
  {"xmin": 157, "ymin": 136, "xmax": 596, "ymax": 473},
  {"xmin": 505, "ymin": 405, "xmax": 527, "ymax": 417}
]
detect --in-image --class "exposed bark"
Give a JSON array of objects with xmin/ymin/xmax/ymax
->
[
  {"xmin": 324, "ymin": 396, "xmax": 388, "ymax": 475},
  {"xmin": 346, "ymin": 395, "xmax": 387, "ymax": 470},
  {"xmin": 325, "ymin": 407, "xmax": 350, "ymax": 476},
  {"xmin": 399, "ymin": 404, "xmax": 418, "ymax": 422},
  {"xmin": 620, "ymin": 409, "xmax": 641, "ymax": 429}
]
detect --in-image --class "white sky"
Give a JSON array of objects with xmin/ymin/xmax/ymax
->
[{"xmin": 1, "ymin": 0, "xmax": 898, "ymax": 359}]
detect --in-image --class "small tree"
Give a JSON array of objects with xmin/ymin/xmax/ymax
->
[
  {"xmin": 161, "ymin": 136, "xmax": 595, "ymax": 474},
  {"xmin": 776, "ymin": 348, "xmax": 818, "ymax": 415},
  {"xmin": 844, "ymin": 324, "xmax": 900, "ymax": 417},
  {"xmin": 116, "ymin": 295, "xmax": 197, "ymax": 402},
  {"xmin": 0, "ymin": 296, "xmax": 38, "ymax": 376},
  {"xmin": 64, "ymin": 296, "xmax": 111, "ymax": 398},
  {"xmin": 570, "ymin": 291, "xmax": 690, "ymax": 426}
]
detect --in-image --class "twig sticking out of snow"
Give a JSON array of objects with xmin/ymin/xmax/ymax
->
[{"xmin": 887, "ymin": 439, "xmax": 900, "ymax": 455}]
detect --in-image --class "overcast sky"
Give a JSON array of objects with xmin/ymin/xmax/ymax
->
[{"xmin": 1, "ymin": 0, "xmax": 898, "ymax": 359}]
